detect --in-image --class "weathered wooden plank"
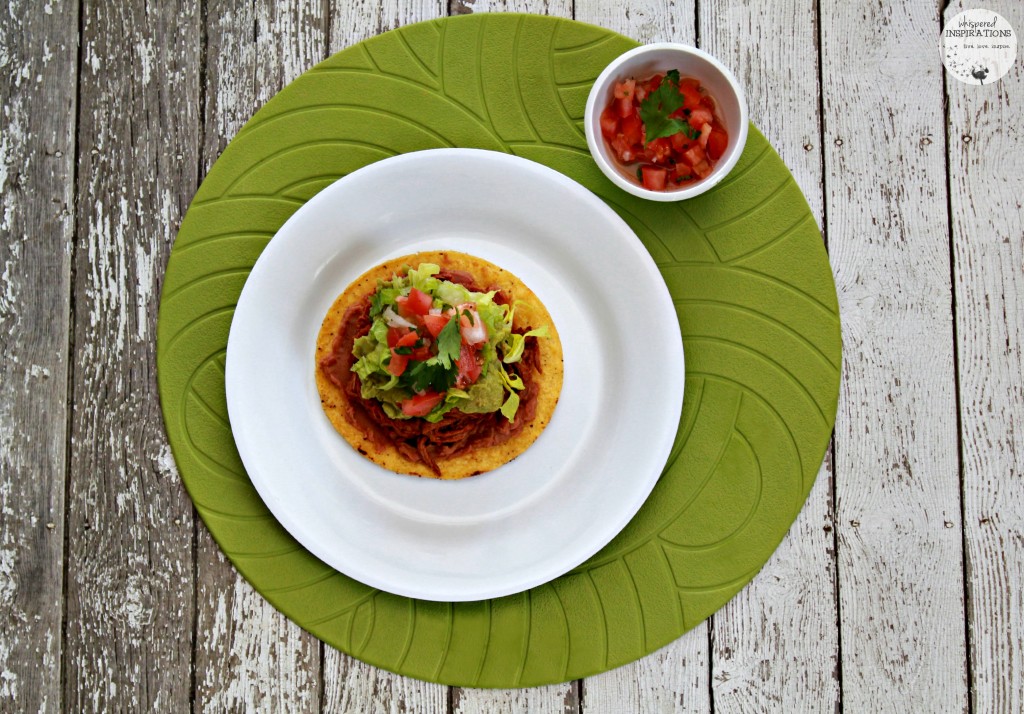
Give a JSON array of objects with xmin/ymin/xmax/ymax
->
[
  {"xmin": 698, "ymin": 0, "xmax": 839, "ymax": 710},
  {"xmin": 193, "ymin": 2, "xmax": 327, "ymax": 711},
  {"xmin": 821, "ymin": 0, "xmax": 968, "ymax": 710},
  {"xmin": 449, "ymin": 0, "xmax": 568, "ymax": 15},
  {"xmin": 322, "ymin": 658, "xmax": 449, "ymax": 713},
  {"xmin": 332, "ymin": 0, "xmax": 446, "ymax": 47},
  {"xmin": 944, "ymin": 2, "xmax": 1024, "ymax": 711},
  {"xmin": 63, "ymin": 1, "xmax": 201, "ymax": 710},
  {"xmin": 319, "ymin": 1, "xmax": 450, "ymax": 710},
  {"xmin": 0, "ymin": 0, "xmax": 77, "ymax": 711},
  {"xmin": 574, "ymin": 0, "xmax": 696, "ymax": 45},
  {"xmin": 570, "ymin": 2, "xmax": 710, "ymax": 712},
  {"xmin": 452, "ymin": 685, "xmax": 578, "ymax": 714},
  {"xmin": 581, "ymin": 641, "xmax": 710, "ymax": 714}
]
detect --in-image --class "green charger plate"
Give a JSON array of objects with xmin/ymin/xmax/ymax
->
[{"xmin": 157, "ymin": 13, "xmax": 841, "ymax": 687}]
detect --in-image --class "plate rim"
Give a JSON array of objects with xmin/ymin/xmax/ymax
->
[{"xmin": 225, "ymin": 148, "xmax": 685, "ymax": 601}]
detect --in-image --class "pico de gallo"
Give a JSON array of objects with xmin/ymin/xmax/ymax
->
[
  {"xmin": 600, "ymin": 69, "xmax": 729, "ymax": 191},
  {"xmin": 349, "ymin": 264, "xmax": 547, "ymax": 424}
]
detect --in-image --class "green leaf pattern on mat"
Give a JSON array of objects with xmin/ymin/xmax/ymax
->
[{"xmin": 157, "ymin": 14, "xmax": 841, "ymax": 687}]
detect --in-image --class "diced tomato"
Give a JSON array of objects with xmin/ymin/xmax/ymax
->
[
  {"xmin": 610, "ymin": 136, "xmax": 636, "ymax": 163},
  {"xmin": 688, "ymin": 106, "xmax": 714, "ymax": 129},
  {"xmin": 670, "ymin": 132, "xmax": 692, "ymax": 153},
  {"xmin": 386, "ymin": 352, "xmax": 409, "ymax": 377},
  {"xmin": 404, "ymin": 287, "xmax": 432, "ymax": 315},
  {"xmin": 422, "ymin": 313, "xmax": 450, "ymax": 338},
  {"xmin": 644, "ymin": 137, "xmax": 672, "ymax": 164},
  {"xmin": 683, "ymin": 145, "xmax": 707, "ymax": 167},
  {"xmin": 692, "ymin": 158, "xmax": 712, "ymax": 178},
  {"xmin": 408, "ymin": 340, "xmax": 432, "ymax": 361},
  {"xmin": 395, "ymin": 331, "xmax": 419, "ymax": 349},
  {"xmin": 401, "ymin": 391, "xmax": 444, "ymax": 417},
  {"xmin": 680, "ymin": 84, "xmax": 703, "ymax": 110},
  {"xmin": 641, "ymin": 166, "xmax": 668, "ymax": 191},
  {"xmin": 616, "ymin": 96, "xmax": 634, "ymax": 118},
  {"xmin": 387, "ymin": 327, "xmax": 410, "ymax": 348},
  {"xmin": 697, "ymin": 122, "xmax": 713, "ymax": 150},
  {"xmin": 646, "ymin": 75, "xmax": 663, "ymax": 92},
  {"xmin": 680, "ymin": 77, "xmax": 700, "ymax": 89},
  {"xmin": 600, "ymin": 106, "xmax": 619, "ymax": 140},
  {"xmin": 671, "ymin": 162, "xmax": 694, "ymax": 183},
  {"xmin": 613, "ymin": 78, "xmax": 636, "ymax": 99},
  {"xmin": 707, "ymin": 128, "xmax": 728, "ymax": 160},
  {"xmin": 620, "ymin": 114, "xmax": 643, "ymax": 147},
  {"xmin": 455, "ymin": 344, "xmax": 482, "ymax": 388}
]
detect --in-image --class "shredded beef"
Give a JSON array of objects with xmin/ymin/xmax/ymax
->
[{"xmin": 318, "ymin": 290, "xmax": 541, "ymax": 476}]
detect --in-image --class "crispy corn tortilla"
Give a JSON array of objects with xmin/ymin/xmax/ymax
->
[{"xmin": 315, "ymin": 251, "xmax": 563, "ymax": 479}]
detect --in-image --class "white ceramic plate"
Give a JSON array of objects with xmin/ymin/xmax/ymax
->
[{"xmin": 226, "ymin": 149, "xmax": 684, "ymax": 602}]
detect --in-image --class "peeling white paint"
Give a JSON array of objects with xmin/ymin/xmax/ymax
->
[
  {"xmin": 85, "ymin": 196, "xmax": 131, "ymax": 355},
  {"xmin": 123, "ymin": 574, "xmax": 150, "ymax": 631},
  {"xmin": 137, "ymin": 37, "xmax": 155, "ymax": 86},
  {"xmin": 84, "ymin": 42, "xmax": 100, "ymax": 73},
  {"xmin": 0, "ymin": 546, "xmax": 18, "ymax": 700},
  {"xmin": 134, "ymin": 242, "xmax": 152, "ymax": 340},
  {"xmin": 0, "ymin": 132, "xmax": 9, "ymax": 195},
  {"xmin": 201, "ymin": 576, "xmax": 317, "ymax": 711},
  {"xmin": 155, "ymin": 443, "xmax": 178, "ymax": 479}
]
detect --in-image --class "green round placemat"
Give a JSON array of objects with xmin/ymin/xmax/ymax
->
[{"xmin": 157, "ymin": 13, "xmax": 840, "ymax": 687}]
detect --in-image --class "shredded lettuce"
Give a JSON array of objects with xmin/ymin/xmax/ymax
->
[
  {"xmin": 348, "ymin": 263, "xmax": 549, "ymax": 423},
  {"xmin": 434, "ymin": 280, "xmax": 471, "ymax": 307},
  {"xmin": 407, "ymin": 263, "xmax": 441, "ymax": 295},
  {"xmin": 501, "ymin": 325, "xmax": 549, "ymax": 364}
]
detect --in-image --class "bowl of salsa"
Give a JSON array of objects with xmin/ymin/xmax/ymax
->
[{"xmin": 584, "ymin": 43, "xmax": 748, "ymax": 201}]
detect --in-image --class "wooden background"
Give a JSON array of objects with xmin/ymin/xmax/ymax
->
[{"xmin": 1, "ymin": 0, "xmax": 1021, "ymax": 710}]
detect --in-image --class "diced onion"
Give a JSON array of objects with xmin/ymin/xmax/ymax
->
[
  {"xmin": 383, "ymin": 306, "xmax": 416, "ymax": 329},
  {"xmin": 458, "ymin": 305, "xmax": 488, "ymax": 345}
]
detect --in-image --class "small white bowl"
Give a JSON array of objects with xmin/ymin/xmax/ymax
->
[{"xmin": 584, "ymin": 43, "xmax": 749, "ymax": 201}]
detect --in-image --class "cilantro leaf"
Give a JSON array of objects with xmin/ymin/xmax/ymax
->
[
  {"xmin": 403, "ymin": 359, "xmax": 455, "ymax": 393},
  {"xmin": 638, "ymin": 73, "xmax": 693, "ymax": 144},
  {"xmin": 435, "ymin": 316, "xmax": 462, "ymax": 369}
]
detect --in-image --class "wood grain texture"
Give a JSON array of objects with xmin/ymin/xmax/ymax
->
[
  {"xmin": 571, "ymin": 2, "xmax": 709, "ymax": 712},
  {"xmin": 0, "ymin": 0, "xmax": 77, "ymax": 711},
  {"xmin": 63, "ymin": 1, "xmax": 200, "ymax": 710},
  {"xmin": 331, "ymin": 0, "xmax": 445, "ymax": 48},
  {"xmin": 194, "ymin": 3, "xmax": 327, "ymax": 710},
  {"xmin": 574, "ymin": 0, "xmax": 696, "ymax": 44},
  {"xmin": 581, "ymin": 640, "xmax": 710, "ymax": 714},
  {"xmin": 449, "ymin": 0, "xmax": 569, "ymax": 16},
  {"xmin": 821, "ymin": 1, "xmax": 968, "ymax": 711},
  {"xmin": 944, "ymin": 2, "xmax": 1024, "ymax": 711},
  {"xmin": 699, "ymin": 0, "xmax": 839, "ymax": 710},
  {"xmin": 452, "ymin": 684, "xmax": 578, "ymax": 714},
  {"xmin": 320, "ymin": 656, "xmax": 448, "ymax": 713}
]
